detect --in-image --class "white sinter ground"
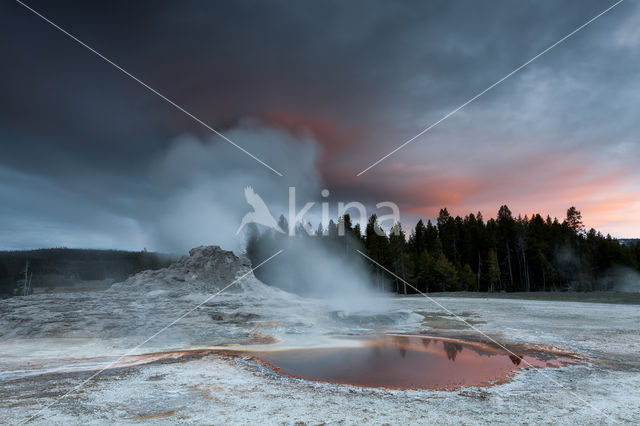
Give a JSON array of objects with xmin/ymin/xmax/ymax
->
[{"xmin": 0, "ymin": 246, "xmax": 638, "ymax": 424}]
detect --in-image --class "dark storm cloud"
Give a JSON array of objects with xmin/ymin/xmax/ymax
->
[{"xmin": 1, "ymin": 0, "xmax": 638, "ymax": 249}]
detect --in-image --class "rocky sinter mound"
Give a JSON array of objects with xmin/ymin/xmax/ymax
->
[
  {"xmin": 0, "ymin": 246, "xmax": 323, "ymax": 347},
  {"xmin": 110, "ymin": 245, "xmax": 251, "ymax": 293}
]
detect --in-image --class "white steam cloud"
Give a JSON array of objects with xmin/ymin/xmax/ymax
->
[
  {"xmin": 139, "ymin": 120, "xmax": 384, "ymax": 308},
  {"xmin": 599, "ymin": 267, "xmax": 640, "ymax": 293},
  {"xmin": 143, "ymin": 120, "xmax": 320, "ymax": 253}
]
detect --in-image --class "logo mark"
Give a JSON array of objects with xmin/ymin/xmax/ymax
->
[{"xmin": 236, "ymin": 186, "xmax": 286, "ymax": 235}]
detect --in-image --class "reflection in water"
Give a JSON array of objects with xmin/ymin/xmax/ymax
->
[
  {"xmin": 442, "ymin": 341, "xmax": 463, "ymax": 361},
  {"xmin": 396, "ymin": 335, "xmax": 409, "ymax": 358},
  {"xmin": 245, "ymin": 335, "xmax": 578, "ymax": 390},
  {"xmin": 509, "ymin": 354, "xmax": 523, "ymax": 365}
]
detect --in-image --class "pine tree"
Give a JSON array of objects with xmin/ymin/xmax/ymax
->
[
  {"xmin": 487, "ymin": 249, "xmax": 501, "ymax": 292},
  {"xmin": 565, "ymin": 206, "xmax": 585, "ymax": 234},
  {"xmin": 417, "ymin": 250, "xmax": 435, "ymax": 293},
  {"xmin": 277, "ymin": 214, "xmax": 289, "ymax": 235},
  {"xmin": 434, "ymin": 254, "xmax": 458, "ymax": 292},
  {"xmin": 460, "ymin": 264, "xmax": 477, "ymax": 291},
  {"xmin": 389, "ymin": 222, "xmax": 407, "ymax": 293},
  {"xmin": 365, "ymin": 214, "xmax": 389, "ymax": 291},
  {"xmin": 497, "ymin": 205, "xmax": 515, "ymax": 291}
]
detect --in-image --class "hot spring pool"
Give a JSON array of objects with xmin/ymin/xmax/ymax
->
[{"xmin": 229, "ymin": 334, "xmax": 580, "ymax": 390}]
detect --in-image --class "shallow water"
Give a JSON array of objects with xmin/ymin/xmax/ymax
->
[{"xmin": 244, "ymin": 334, "xmax": 579, "ymax": 389}]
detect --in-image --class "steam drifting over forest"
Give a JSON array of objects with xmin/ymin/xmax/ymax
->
[{"xmin": 247, "ymin": 206, "xmax": 640, "ymax": 295}]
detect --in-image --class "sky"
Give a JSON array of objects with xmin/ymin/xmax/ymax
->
[{"xmin": 1, "ymin": 0, "xmax": 639, "ymax": 251}]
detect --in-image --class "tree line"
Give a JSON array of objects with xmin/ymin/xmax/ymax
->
[
  {"xmin": 246, "ymin": 206, "xmax": 640, "ymax": 294},
  {"xmin": 0, "ymin": 248, "xmax": 175, "ymax": 297}
]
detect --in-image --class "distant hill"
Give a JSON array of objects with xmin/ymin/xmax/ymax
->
[
  {"xmin": 0, "ymin": 248, "xmax": 178, "ymax": 296},
  {"xmin": 619, "ymin": 239, "xmax": 640, "ymax": 247}
]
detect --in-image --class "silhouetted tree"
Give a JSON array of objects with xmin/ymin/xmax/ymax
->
[
  {"xmin": 460, "ymin": 264, "xmax": 477, "ymax": 291},
  {"xmin": 487, "ymin": 249, "xmax": 501, "ymax": 292},
  {"xmin": 565, "ymin": 206, "xmax": 585, "ymax": 234},
  {"xmin": 389, "ymin": 222, "xmax": 407, "ymax": 293}
]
